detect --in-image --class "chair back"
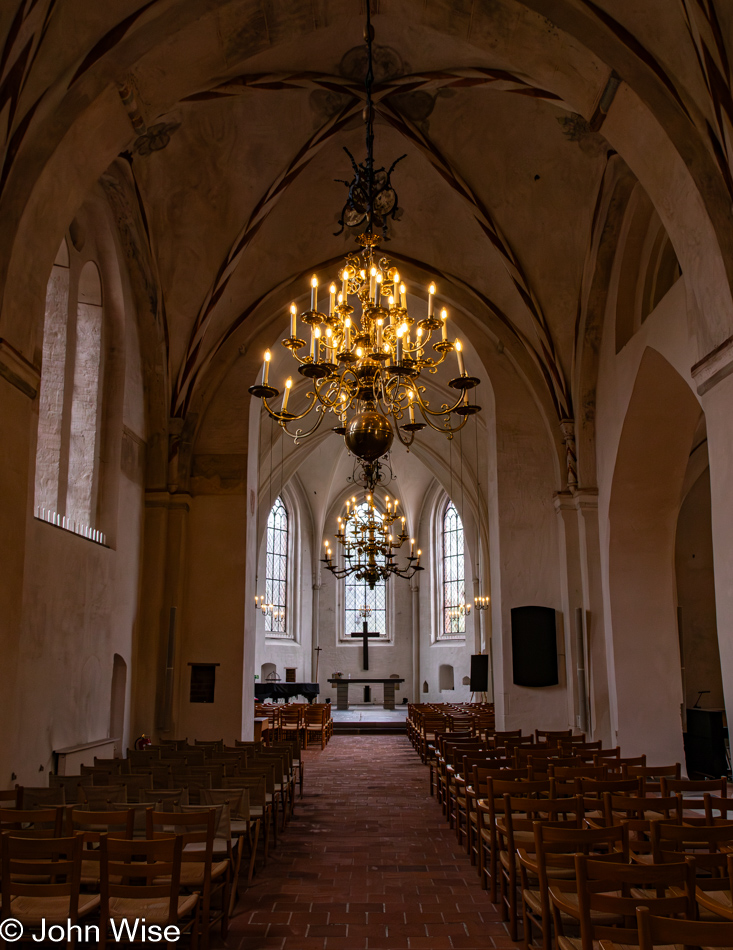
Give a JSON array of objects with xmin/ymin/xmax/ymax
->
[
  {"xmin": 636, "ymin": 905, "xmax": 733, "ymax": 949},
  {"xmin": 80, "ymin": 784, "xmax": 128, "ymax": 808},
  {"xmin": 100, "ymin": 833, "xmax": 184, "ymax": 910},
  {"xmin": 0, "ymin": 806, "xmax": 64, "ymax": 836},
  {"xmin": 1, "ymin": 834, "xmax": 84, "ymax": 914},
  {"xmin": 17, "ymin": 785, "xmax": 65, "ymax": 809}
]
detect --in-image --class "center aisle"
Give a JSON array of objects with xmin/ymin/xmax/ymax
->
[{"xmin": 221, "ymin": 735, "xmax": 517, "ymax": 950}]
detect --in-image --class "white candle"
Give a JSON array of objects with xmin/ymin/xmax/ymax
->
[
  {"xmin": 311, "ymin": 275, "xmax": 318, "ymax": 311},
  {"xmin": 290, "ymin": 304, "xmax": 297, "ymax": 338},
  {"xmin": 314, "ymin": 326, "xmax": 321, "ymax": 361},
  {"xmin": 376, "ymin": 318, "xmax": 383, "ymax": 349},
  {"xmin": 400, "ymin": 282, "xmax": 407, "ymax": 309},
  {"xmin": 344, "ymin": 317, "xmax": 351, "ymax": 350},
  {"xmin": 408, "ymin": 390, "xmax": 415, "ymax": 423},
  {"xmin": 329, "ymin": 283, "xmax": 336, "ymax": 315},
  {"xmin": 455, "ymin": 339, "xmax": 465, "ymax": 375},
  {"xmin": 341, "ymin": 266, "xmax": 350, "ymax": 300},
  {"xmin": 428, "ymin": 282, "xmax": 436, "ymax": 318},
  {"xmin": 395, "ymin": 328, "xmax": 403, "ymax": 364},
  {"xmin": 262, "ymin": 349, "xmax": 271, "ymax": 385},
  {"xmin": 369, "ymin": 267, "xmax": 377, "ymax": 301},
  {"xmin": 282, "ymin": 377, "xmax": 293, "ymax": 412},
  {"xmin": 441, "ymin": 307, "xmax": 448, "ymax": 341}
]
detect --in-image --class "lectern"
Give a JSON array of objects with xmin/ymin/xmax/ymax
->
[{"xmin": 684, "ymin": 707, "xmax": 728, "ymax": 777}]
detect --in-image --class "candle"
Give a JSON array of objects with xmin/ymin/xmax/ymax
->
[
  {"xmin": 410, "ymin": 538, "xmax": 415, "ymax": 555},
  {"xmin": 310, "ymin": 326, "xmax": 317, "ymax": 360},
  {"xmin": 314, "ymin": 326, "xmax": 321, "ymax": 361},
  {"xmin": 400, "ymin": 282, "xmax": 407, "ymax": 309},
  {"xmin": 341, "ymin": 266, "xmax": 350, "ymax": 299},
  {"xmin": 325, "ymin": 327, "xmax": 333, "ymax": 356},
  {"xmin": 408, "ymin": 390, "xmax": 415, "ymax": 423},
  {"xmin": 311, "ymin": 275, "xmax": 318, "ymax": 311},
  {"xmin": 376, "ymin": 272, "xmax": 382, "ymax": 302},
  {"xmin": 401, "ymin": 320, "xmax": 410, "ymax": 349},
  {"xmin": 290, "ymin": 303, "xmax": 297, "ymax": 338},
  {"xmin": 329, "ymin": 283, "xmax": 336, "ymax": 315},
  {"xmin": 344, "ymin": 317, "xmax": 351, "ymax": 349},
  {"xmin": 262, "ymin": 349, "xmax": 271, "ymax": 385},
  {"xmin": 416, "ymin": 325, "xmax": 424, "ymax": 359},
  {"xmin": 395, "ymin": 327, "xmax": 403, "ymax": 364},
  {"xmin": 376, "ymin": 318, "xmax": 383, "ymax": 349},
  {"xmin": 282, "ymin": 376, "xmax": 293, "ymax": 412},
  {"xmin": 428, "ymin": 282, "xmax": 436, "ymax": 318},
  {"xmin": 369, "ymin": 267, "xmax": 377, "ymax": 301},
  {"xmin": 456, "ymin": 339, "xmax": 465, "ymax": 375},
  {"xmin": 441, "ymin": 307, "xmax": 448, "ymax": 340}
]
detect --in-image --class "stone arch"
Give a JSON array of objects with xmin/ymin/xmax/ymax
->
[
  {"xmin": 2, "ymin": 0, "xmax": 732, "ymax": 375},
  {"xmin": 439, "ymin": 664, "xmax": 455, "ymax": 691},
  {"xmin": 607, "ymin": 347, "xmax": 703, "ymax": 760}
]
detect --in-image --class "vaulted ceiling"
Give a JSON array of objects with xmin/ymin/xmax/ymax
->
[{"xmin": 1, "ymin": 0, "xmax": 732, "ymax": 488}]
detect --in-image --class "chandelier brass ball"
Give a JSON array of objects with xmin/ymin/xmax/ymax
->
[{"xmin": 345, "ymin": 410, "xmax": 394, "ymax": 462}]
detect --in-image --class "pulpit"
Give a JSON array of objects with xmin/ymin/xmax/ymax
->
[{"xmin": 328, "ymin": 677, "xmax": 405, "ymax": 711}]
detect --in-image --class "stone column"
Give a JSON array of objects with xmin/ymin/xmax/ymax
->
[
  {"xmin": 696, "ymin": 351, "xmax": 733, "ymax": 734},
  {"xmin": 0, "ymin": 343, "xmax": 40, "ymax": 783},
  {"xmin": 411, "ymin": 580, "xmax": 420, "ymax": 705}
]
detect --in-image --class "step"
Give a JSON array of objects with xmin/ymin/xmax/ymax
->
[{"xmin": 333, "ymin": 721, "xmax": 406, "ymax": 735}]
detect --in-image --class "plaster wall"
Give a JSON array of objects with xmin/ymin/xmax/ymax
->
[{"xmin": 175, "ymin": 494, "xmax": 248, "ymax": 743}]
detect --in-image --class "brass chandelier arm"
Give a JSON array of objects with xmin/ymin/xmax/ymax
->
[
  {"xmin": 261, "ymin": 389, "xmax": 319, "ymax": 423},
  {"xmin": 283, "ymin": 406, "xmax": 329, "ymax": 444}
]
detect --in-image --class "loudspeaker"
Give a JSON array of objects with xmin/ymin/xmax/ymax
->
[
  {"xmin": 511, "ymin": 606, "xmax": 559, "ymax": 687},
  {"xmin": 470, "ymin": 654, "xmax": 490, "ymax": 693}
]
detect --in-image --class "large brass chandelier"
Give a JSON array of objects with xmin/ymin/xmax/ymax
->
[
  {"xmin": 248, "ymin": 2, "xmax": 481, "ymax": 466},
  {"xmin": 323, "ymin": 490, "xmax": 423, "ymax": 590}
]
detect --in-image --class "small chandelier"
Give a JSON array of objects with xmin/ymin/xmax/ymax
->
[
  {"xmin": 474, "ymin": 595, "xmax": 490, "ymax": 611},
  {"xmin": 449, "ymin": 601, "xmax": 472, "ymax": 621},
  {"xmin": 248, "ymin": 2, "xmax": 481, "ymax": 464},
  {"xmin": 359, "ymin": 603, "xmax": 373, "ymax": 619},
  {"xmin": 255, "ymin": 596, "xmax": 285, "ymax": 626},
  {"xmin": 322, "ymin": 491, "xmax": 422, "ymax": 590}
]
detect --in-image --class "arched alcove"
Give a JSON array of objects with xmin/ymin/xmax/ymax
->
[
  {"xmin": 608, "ymin": 348, "xmax": 702, "ymax": 760},
  {"xmin": 439, "ymin": 664, "xmax": 455, "ymax": 692},
  {"xmin": 109, "ymin": 654, "xmax": 127, "ymax": 756}
]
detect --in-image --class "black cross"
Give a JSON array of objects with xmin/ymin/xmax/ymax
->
[{"xmin": 350, "ymin": 620, "xmax": 380, "ymax": 670}]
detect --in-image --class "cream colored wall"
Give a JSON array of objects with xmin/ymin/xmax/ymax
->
[{"xmin": 174, "ymin": 495, "xmax": 248, "ymax": 743}]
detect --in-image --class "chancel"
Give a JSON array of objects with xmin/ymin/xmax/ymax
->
[{"xmin": 3, "ymin": 0, "xmax": 733, "ymax": 944}]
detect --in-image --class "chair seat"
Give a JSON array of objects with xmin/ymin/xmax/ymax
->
[
  {"xmin": 524, "ymin": 888, "xmax": 621, "ymax": 923},
  {"xmin": 108, "ymin": 894, "xmax": 197, "ymax": 924},
  {"xmin": 180, "ymin": 860, "xmax": 229, "ymax": 887},
  {"xmin": 11, "ymin": 893, "xmax": 100, "ymax": 924},
  {"xmin": 558, "ymin": 938, "xmax": 637, "ymax": 950}
]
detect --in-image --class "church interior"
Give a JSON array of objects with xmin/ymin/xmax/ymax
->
[{"xmin": 3, "ymin": 0, "xmax": 733, "ymax": 946}]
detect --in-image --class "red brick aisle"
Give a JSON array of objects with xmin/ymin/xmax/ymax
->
[{"xmin": 219, "ymin": 735, "xmax": 518, "ymax": 950}]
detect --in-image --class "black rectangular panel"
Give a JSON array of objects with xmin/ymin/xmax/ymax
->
[
  {"xmin": 470, "ymin": 654, "xmax": 489, "ymax": 692},
  {"xmin": 511, "ymin": 606, "xmax": 559, "ymax": 687}
]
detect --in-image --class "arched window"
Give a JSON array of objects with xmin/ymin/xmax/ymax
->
[
  {"xmin": 442, "ymin": 502, "xmax": 466, "ymax": 636},
  {"xmin": 343, "ymin": 502, "xmax": 387, "ymax": 639},
  {"xmin": 34, "ymin": 243, "xmax": 106, "ymax": 543},
  {"xmin": 265, "ymin": 497, "xmax": 288, "ymax": 635}
]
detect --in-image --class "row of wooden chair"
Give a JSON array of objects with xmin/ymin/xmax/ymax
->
[
  {"xmin": 415, "ymin": 725, "xmax": 733, "ymax": 948},
  {"xmin": 256, "ymin": 702, "xmax": 333, "ymax": 748}
]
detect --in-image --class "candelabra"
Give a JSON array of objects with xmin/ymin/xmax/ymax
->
[
  {"xmin": 247, "ymin": 1, "xmax": 480, "ymax": 464},
  {"xmin": 255, "ymin": 596, "xmax": 285, "ymax": 626},
  {"xmin": 322, "ymin": 490, "xmax": 423, "ymax": 589},
  {"xmin": 474, "ymin": 595, "xmax": 491, "ymax": 611}
]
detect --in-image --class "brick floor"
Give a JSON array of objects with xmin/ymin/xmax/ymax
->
[{"xmin": 215, "ymin": 735, "xmax": 519, "ymax": 950}]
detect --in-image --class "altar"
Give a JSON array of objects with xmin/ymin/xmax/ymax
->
[{"xmin": 327, "ymin": 677, "xmax": 405, "ymax": 711}]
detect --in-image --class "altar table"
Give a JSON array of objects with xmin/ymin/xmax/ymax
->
[{"xmin": 327, "ymin": 677, "xmax": 405, "ymax": 711}]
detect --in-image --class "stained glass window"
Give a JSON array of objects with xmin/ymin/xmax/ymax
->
[
  {"xmin": 344, "ymin": 503, "xmax": 387, "ymax": 639},
  {"xmin": 442, "ymin": 502, "xmax": 466, "ymax": 637},
  {"xmin": 265, "ymin": 497, "xmax": 288, "ymax": 635}
]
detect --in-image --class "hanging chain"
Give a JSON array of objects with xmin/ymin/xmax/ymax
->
[{"xmin": 364, "ymin": 0, "xmax": 375, "ymax": 236}]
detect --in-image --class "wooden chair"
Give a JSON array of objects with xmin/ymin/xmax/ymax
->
[
  {"xmin": 535, "ymin": 728, "xmax": 574, "ymax": 743},
  {"xmin": 202, "ymin": 788, "xmax": 259, "ymax": 903},
  {"xmin": 0, "ymin": 833, "xmax": 100, "ymax": 944},
  {"xmin": 650, "ymin": 821, "xmax": 733, "ymax": 918},
  {"xmin": 601, "ymin": 793, "xmax": 682, "ymax": 860},
  {"xmin": 79, "ymin": 784, "xmax": 128, "ymax": 808},
  {"xmin": 625, "ymin": 763, "xmax": 681, "ymax": 793},
  {"xmin": 94, "ymin": 756, "xmax": 130, "ymax": 774},
  {"xmin": 98, "ymin": 833, "xmax": 199, "ymax": 949},
  {"xmin": 518, "ymin": 822, "xmax": 629, "ymax": 950},
  {"xmin": 304, "ymin": 706, "xmax": 328, "ymax": 749},
  {"xmin": 0, "ymin": 806, "xmax": 65, "ymax": 837},
  {"xmin": 68, "ymin": 807, "xmax": 135, "ymax": 887},
  {"xmin": 279, "ymin": 706, "xmax": 304, "ymax": 745},
  {"xmin": 549, "ymin": 853, "xmax": 696, "ymax": 950},
  {"xmin": 660, "ymin": 776, "xmax": 728, "ymax": 822},
  {"xmin": 502, "ymin": 794, "xmax": 585, "ymax": 943},
  {"xmin": 16, "ymin": 785, "xmax": 66, "ymax": 809},
  {"xmin": 223, "ymin": 775, "xmax": 271, "ymax": 863},
  {"xmin": 696, "ymin": 853, "xmax": 733, "ymax": 922},
  {"xmin": 631, "ymin": 905, "xmax": 733, "ymax": 949},
  {"xmin": 147, "ymin": 807, "xmax": 230, "ymax": 950}
]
